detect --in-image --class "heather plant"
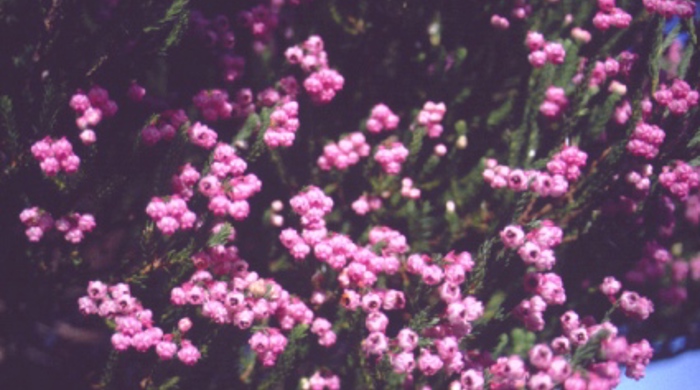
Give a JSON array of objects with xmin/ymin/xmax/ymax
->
[{"xmin": 2, "ymin": 0, "xmax": 700, "ymax": 389}]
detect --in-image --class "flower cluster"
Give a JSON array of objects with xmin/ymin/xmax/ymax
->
[
  {"xmin": 310, "ymin": 317, "xmax": 337, "ymax": 347},
  {"xmin": 19, "ymin": 207, "xmax": 54, "ymax": 242},
  {"xmin": 625, "ymin": 164, "xmax": 654, "ymax": 195},
  {"xmin": 188, "ymin": 11, "xmax": 247, "ymax": 83},
  {"xmin": 256, "ymin": 87, "xmax": 280, "ymax": 107},
  {"xmin": 600, "ymin": 276, "xmax": 623, "ymax": 297},
  {"xmin": 374, "ymin": 141, "xmax": 409, "ymax": 175},
  {"xmin": 286, "ymin": 36, "xmax": 344, "ymax": 104},
  {"xmin": 127, "ymin": 82, "xmax": 146, "ymax": 102},
  {"xmin": 248, "ymin": 328, "xmax": 288, "ymax": 366},
  {"xmin": 643, "ymin": 0, "xmax": 696, "ymax": 18},
  {"xmin": 55, "ymin": 212, "xmax": 96, "ymax": 243},
  {"xmin": 685, "ymin": 192, "xmax": 700, "ymax": 225},
  {"xmin": 187, "ymin": 122, "xmax": 219, "ymax": 149},
  {"xmin": 188, "ymin": 12, "xmax": 245, "ymax": 82},
  {"xmin": 484, "ymin": 146, "xmax": 585, "ymax": 198},
  {"xmin": 31, "ymin": 136, "xmax": 81, "ymax": 176},
  {"xmin": 539, "ymin": 86, "xmax": 569, "ymax": 118},
  {"xmin": 366, "ymin": 103, "xmax": 400, "ymax": 133},
  {"xmin": 400, "ymin": 177, "xmax": 421, "ymax": 199},
  {"xmin": 141, "ymin": 109, "xmax": 188, "ymax": 146},
  {"xmin": 626, "ymin": 122, "xmax": 666, "ymax": 159},
  {"xmin": 526, "ymin": 31, "xmax": 566, "ymax": 68},
  {"xmin": 571, "ymin": 27, "xmax": 592, "ymax": 43},
  {"xmin": 592, "ymin": 0, "xmax": 632, "ymax": 31},
  {"xmin": 502, "ymin": 221, "xmax": 563, "ymax": 271},
  {"xmin": 170, "ymin": 246, "xmax": 319, "ymax": 366},
  {"xmin": 307, "ymin": 371, "xmax": 341, "ymax": 390},
  {"xmin": 193, "ymin": 89, "xmax": 234, "ymax": 122},
  {"xmin": 146, "ymin": 196, "xmax": 197, "ymax": 235},
  {"xmin": 190, "ymin": 12, "xmax": 236, "ymax": 50},
  {"xmin": 591, "ymin": 57, "xmax": 621, "ymax": 88},
  {"xmin": 219, "ymin": 54, "xmax": 246, "ymax": 84},
  {"xmin": 264, "ymin": 100, "xmax": 300, "ymax": 148},
  {"xmin": 69, "ymin": 86, "xmax": 118, "ymax": 145},
  {"xmin": 79, "ymin": 281, "xmax": 201, "ymax": 364},
  {"xmin": 416, "ymin": 101, "xmax": 446, "ymax": 138},
  {"xmin": 490, "ymin": 14, "xmax": 510, "ymax": 30},
  {"xmin": 285, "ymin": 35, "xmax": 328, "ymax": 72},
  {"xmin": 659, "ymin": 160, "xmax": 699, "ymax": 200},
  {"xmin": 653, "ymin": 79, "xmax": 699, "ymax": 115},
  {"xmin": 355, "ymin": 251, "xmax": 481, "ymax": 378},
  {"xmin": 619, "ymin": 290, "xmax": 655, "ymax": 321},
  {"xmin": 351, "ymin": 195, "xmax": 382, "ymax": 215},
  {"xmin": 303, "ymin": 68, "xmax": 345, "ymax": 105},
  {"xmin": 279, "ymin": 186, "xmax": 334, "ymax": 259},
  {"xmin": 171, "ymin": 163, "xmax": 201, "ymax": 200},
  {"xmin": 614, "ymin": 98, "xmax": 653, "ymax": 125},
  {"xmin": 546, "ymin": 145, "xmax": 588, "ymax": 182},
  {"xmin": 200, "ymin": 143, "xmax": 261, "ymax": 221},
  {"xmin": 512, "ymin": 0, "xmax": 532, "ymax": 20},
  {"xmin": 237, "ymin": 4, "xmax": 279, "ymax": 46},
  {"xmin": 317, "ymin": 132, "xmax": 370, "ymax": 170},
  {"xmin": 625, "ymin": 242, "xmax": 673, "ymax": 286},
  {"xmin": 19, "ymin": 207, "xmax": 95, "ymax": 243}
]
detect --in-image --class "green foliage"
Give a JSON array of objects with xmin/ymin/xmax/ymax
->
[
  {"xmin": 510, "ymin": 328, "xmax": 536, "ymax": 356},
  {"xmin": 157, "ymin": 377, "xmax": 181, "ymax": 390},
  {"xmin": 143, "ymin": 0, "xmax": 191, "ymax": 55},
  {"xmin": 649, "ymin": 16, "xmax": 666, "ymax": 94},
  {"xmin": 408, "ymin": 307, "xmax": 440, "ymax": 333},
  {"xmin": 571, "ymin": 329, "xmax": 610, "ymax": 368},
  {"xmin": 144, "ymin": 0, "xmax": 189, "ymax": 33},
  {"xmin": 0, "ymin": 96, "xmax": 19, "ymax": 151},
  {"xmin": 207, "ymin": 223, "xmax": 233, "ymax": 247}
]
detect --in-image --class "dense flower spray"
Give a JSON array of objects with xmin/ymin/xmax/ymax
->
[{"xmin": 8, "ymin": 1, "xmax": 700, "ymax": 388}]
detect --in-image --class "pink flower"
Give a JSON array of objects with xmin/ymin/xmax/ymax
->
[
  {"xmin": 544, "ymin": 42, "xmax": 566, "ymax": 64},
  {"xmin": 365, "ymin": 311, "xmax": 389, "ymax": 333},
  {"xmin": 600, "ymin": 276, "xmax": 622, "ymax": 296},
  {"xmin": 361, "ymin": 332, "xmax": 388, "ymax": 356},
  {"xmin": 177, "ymin": 341, "xmax": 201, "ymax": 365},
  {"xmin": 396, "ymin": 328, "xmax": 419, "ymax": 351},
  {"xmin": 529, "ymin": 344, "xmax": 553, "ymax": 370},
  {"xmin": 391, "ymin": 351, "xmax": 416, "ymax": 374},
  {"xmin": 417, "ymin": 349, "xmax": 443, "ymax": 376},
  {"xmin": 461, "ymin": 369, "xmax": 484, "ymax": 390},
  {"xmin": 111, "ymin": 333, "xmax": 131, "ymax": 351},
  {"xmin": 620, "ymin": 291, "xmax": 654, "ymax": 320},
  {"xmin": 526, "ymin": 31, "xmax": 545, "ymax": 50},
  {"xmin": 156, "ymin": 340, "xmax": 177, "ymax": 360},
  {"xmin": 500, "ymin": 225, "xmax": 525, "ymax": 248},
  {"xmin": 528, "ymin": 372, "xmax": 554, "ymax": 390},
  {"xmin": 490, "ymin": 14, "xmax": 510, "ymax": 30},
  {"xmin": 188, "ymin": 122, "xmax": 218, "ymax": 149}
]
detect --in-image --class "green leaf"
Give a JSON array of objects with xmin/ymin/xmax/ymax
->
[
  {"xmin": 408, "ymin": 308, "xmax": 440, "ymax": 332},
  {"xmin": 688, "ymin": 155, "xmax": 700, "ymax": 167},
  {"xmin": 688, "ymin": 129, "xmax": 700, "ymax": 149},
  {"xmin": 158, "ymin": 377, "xmax": 180, "ymax": 390},
  {"xmin": 454, "ymin": 119, "xmax": 467, "ymax": 136},
  {"xmin": 453, "ymin": 46, "xmax": 468, "ymax": 68},
  {"xmin": 0, "ymin": 96, "xmax": 19, "ymax": 151},
  {"xmin": 571, "ymin": 329, "xmax": 610, "ymax": 367},
  {"xmin": 143, "ymin": 0, "xmax": 190, "ymax": 33},
  {"xmin": 487, "ymin": 97, "xmax": 514, "ymax": 127},
  {"xmin": 207, "ymin": 223, "xmax": 232, "ymax": 247},
  {"xmin": 684, "ymin": 17, "xmax": 697, "ymax": 46}
]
